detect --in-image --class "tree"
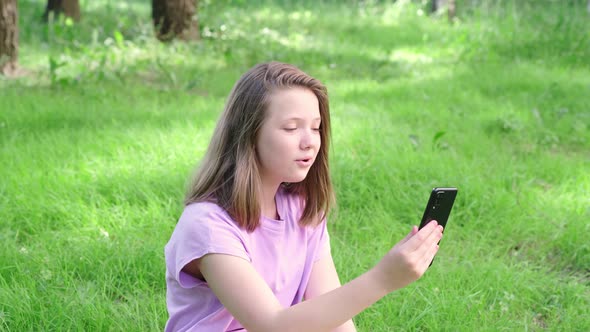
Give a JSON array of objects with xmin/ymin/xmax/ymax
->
[
  {"xmin": 152, "ymin": 0, "xmax": 200, "ymax": 42},
  {"xmin": 42, "ymin": 0, "xmax": 80, "ymax": 22},
  {"xmin": 431, "ymin": 0, "xmax": 456, "ymax": 23},
  {"xmin": 0, "ymin": 0, "xmax": 18, "ymax": 76}
]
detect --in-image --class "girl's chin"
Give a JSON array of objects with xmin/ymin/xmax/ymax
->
[{"xmin": 284, "ymin": 173, "xmax": 309, "ymax": 184}]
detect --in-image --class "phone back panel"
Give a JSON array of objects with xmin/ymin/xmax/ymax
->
[{"xmin": 420, "ymin": 187, "xmax": 458, "ymax": 229}]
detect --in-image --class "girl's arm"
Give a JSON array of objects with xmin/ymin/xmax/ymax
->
[
  {"xmin": 304, "ymin": 254, "xmax": 356, "ymax": 332},
  {"xmin": 199, "ymin": 221, "xmax": 442, "ymax": 332}
]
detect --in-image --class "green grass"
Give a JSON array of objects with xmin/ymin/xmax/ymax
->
[{"xmin": 1, "ymin": 0, "xmax": 589, "ymax": 330}]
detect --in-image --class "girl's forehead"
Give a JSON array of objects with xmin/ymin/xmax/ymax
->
[{"xmin": 265, "ymin": 88, "xmax": 320, "ymax": 120}]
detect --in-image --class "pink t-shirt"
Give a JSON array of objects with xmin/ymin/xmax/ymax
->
[{"xmin": 164, "ymin": 188, "xmax": 331, "ymax": 332}]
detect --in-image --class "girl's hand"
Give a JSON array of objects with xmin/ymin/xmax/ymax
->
[{"xmin": 370, "ymin": 220, "xmax": 443, "ymax": 293}]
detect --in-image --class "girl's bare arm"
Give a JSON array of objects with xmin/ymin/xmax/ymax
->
[
  {"xmin": 305, "ymin": 254, "xmax": 356, "ymax": 332},
  {"xmin": 199, "ymin": 220, "xmax": 443, "ymax": 332}
]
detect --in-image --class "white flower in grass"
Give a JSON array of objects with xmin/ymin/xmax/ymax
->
[
  {"xmin": 99, "ymin": 228, "xmax": 109, "ymax": 239},
  {"xmin": 41, "ymin": 269, "xmax": 52, "ymax": 280},
  {"xmin": 19, "ymin": 247, "xmax": 28, "ymax": 254},
  {"xmin": 504, "ymin": 291, "xmax": 515, "ymax": 301},
  {"xmin": 500, "ymin": 301, "xmax": 509, "ymax": 313}
]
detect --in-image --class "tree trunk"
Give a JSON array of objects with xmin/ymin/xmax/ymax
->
[
  {"xmin": 431, "ymin": 0, "xmax": 456, "ymax": 23},
  {"xmin": 0, "ymin": 0, "xmax": 18, "ymax": 76},
  {"xmin": 432, "ymin": 0, "xmax": 442, "ymax": 12},
  {"xmin": 43, "ymin": 0, "xmax": 80, "ymax": 22},
  {"xmin": 153, "ymin": 0, "xmax": 200, "ymax": 42},
  {"xmin": 448, "ymin": 0, "xmax": 456, "ymax": 22}
]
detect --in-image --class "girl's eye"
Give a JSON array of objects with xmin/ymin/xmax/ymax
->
[
  {"xmin": 312, "ymin": 128, "xmax": 321, "ymax": 131},
  {"xmin": 284, "ymin": 128, "xmax": 297, "ymax": 132}
]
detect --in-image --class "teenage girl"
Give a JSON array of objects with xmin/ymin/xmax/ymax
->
[{"xmin": 164, "ymin": 62, "xmax": 443, "ymax": 332}]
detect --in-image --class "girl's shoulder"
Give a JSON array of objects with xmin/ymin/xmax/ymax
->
[
  {"xmin": 183, "ymin": 199, "xmax": 225, "ymax": 214},
  {"xmin": 179, "ymin": 200, "xmax": 238, "ymax": 229}
]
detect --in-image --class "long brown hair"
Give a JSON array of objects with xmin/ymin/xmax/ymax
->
[{"xmin": 185, "ymin": 62, "xmax": 334, "ymax": 232}]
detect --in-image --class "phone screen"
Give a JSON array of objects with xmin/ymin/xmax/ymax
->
[{"xmin": 419, "ymin": 187, "xmax": 458, "ymax": 230}]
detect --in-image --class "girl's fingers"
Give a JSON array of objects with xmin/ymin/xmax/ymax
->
[
  {"xmin": 411, "ymin": 225, "xmax": 443, "ymax": 261},
  {"xmin": 421, "ymin": 241, "xmax": 440, "ymax": 267},
  {"xmin": 399, "ymin": 226, "xmax": 418, "ymax": 245},
  {"xmin": 405, "ymin": 220, "xmax": 440, "ymax": 251},
  {"xmin": 423, "ymin": 225, "xmax": 443, "ymax": 252}
]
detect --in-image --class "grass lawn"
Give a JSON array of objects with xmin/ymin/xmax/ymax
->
[{"xmin": 1, "ymin": 0, "xmax": 589, "ymax": 330}]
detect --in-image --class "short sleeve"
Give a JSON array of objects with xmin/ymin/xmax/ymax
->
[
  {"xmin": 312, "ymin": 218, "xmax": 331, "ymax": 262},
  {"xmin": 165, "ymin": 203, "xmax": 250, "ymax": 289}
]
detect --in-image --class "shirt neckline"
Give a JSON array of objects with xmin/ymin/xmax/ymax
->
[{"xmin": 260, "ymin": 188, "xmax": 286, "ymax": 232}]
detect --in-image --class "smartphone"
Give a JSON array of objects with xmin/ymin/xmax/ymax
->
[
  {"xmin": 419, "ymin": 187, "xmax": 458, "ymax": 266},
  {"xmin": 419, "ymin": 187, "xmax": 458, "ymax": 230}
]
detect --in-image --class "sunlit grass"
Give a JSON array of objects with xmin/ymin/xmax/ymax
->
[{"xmin": 1, "ymin": 0, "xmax": 589, "ymax": 330}]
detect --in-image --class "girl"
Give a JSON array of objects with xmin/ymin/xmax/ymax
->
[{"xmin": 164, "ymin": 62, "xmax": 443, "ymax": 332}]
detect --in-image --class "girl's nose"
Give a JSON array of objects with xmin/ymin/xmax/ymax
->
[{"xmin": 300, "ymin": 128, "xmax": 317, "ymax": 150}]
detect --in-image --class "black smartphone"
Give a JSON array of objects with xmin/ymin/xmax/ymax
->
[
  {"xmin": 419, "ymin": 187, "xmax": 458, "ymax": 231},
  {"xmin": 419, "ymin": 187, "xmax": 457, "ymax": 266}
]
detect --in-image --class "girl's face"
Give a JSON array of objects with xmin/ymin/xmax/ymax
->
[{"xmin": 256, "ymin": 87, "xmax": 322, "ymax": 188}]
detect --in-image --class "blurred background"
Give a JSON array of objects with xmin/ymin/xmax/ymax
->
[{"xmin": 1, "ymin": 0, "xmax": 589, "ymax": 331}]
